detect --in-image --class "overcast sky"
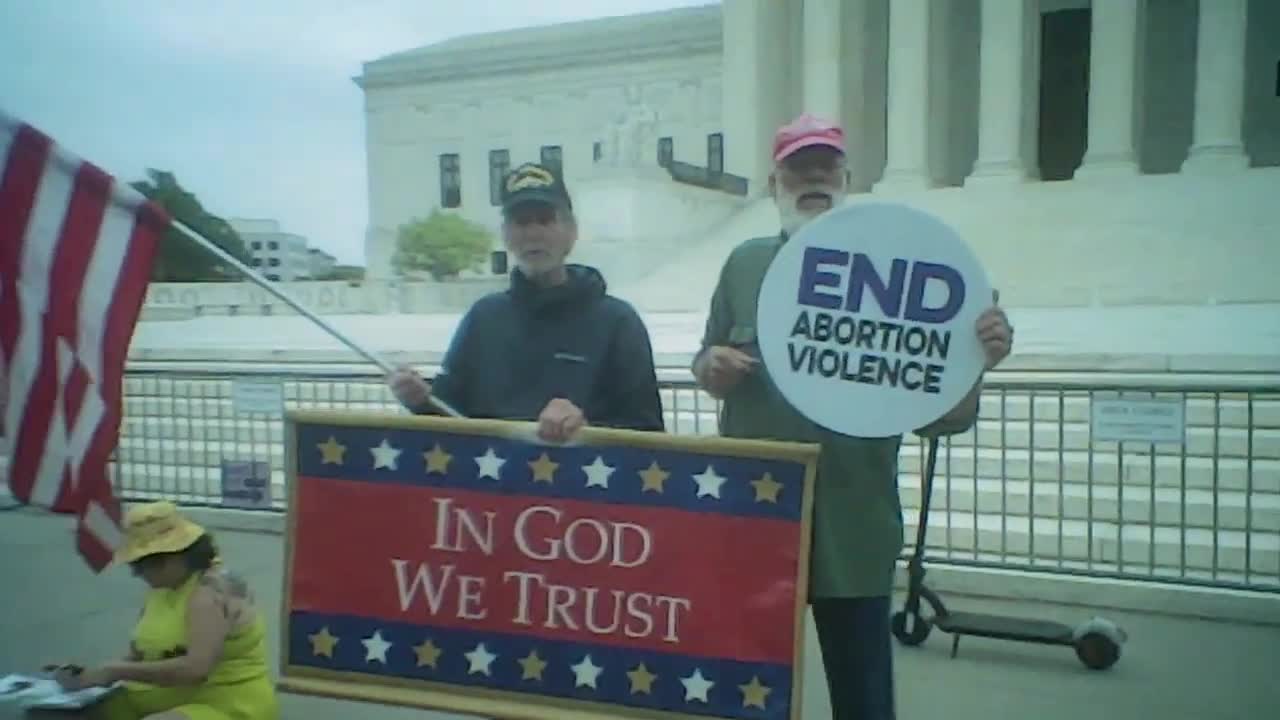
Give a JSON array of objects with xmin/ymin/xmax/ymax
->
[{"xmin": 0, "ymin": 1, "xmax": 709, "ymax": 264}]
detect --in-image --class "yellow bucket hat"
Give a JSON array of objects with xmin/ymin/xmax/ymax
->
[{"xmin": 113, "ymin": 501, "xmax": 206, "ymax": 565}]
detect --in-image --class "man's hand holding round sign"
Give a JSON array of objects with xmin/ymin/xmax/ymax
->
[{"xmin": 756, "ymin": 201, "xmax": 994, "ymax": 438}]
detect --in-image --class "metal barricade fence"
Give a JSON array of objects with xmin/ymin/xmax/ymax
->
[{"xmin": 109, "ymin": 367, "xmax": 1280, "ymax": 593}]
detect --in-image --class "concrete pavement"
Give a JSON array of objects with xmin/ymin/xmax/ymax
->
[{"xmin": 3, "ymin": 508, "xmax": 1278, "ymax": 719}]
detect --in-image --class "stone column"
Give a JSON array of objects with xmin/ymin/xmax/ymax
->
[
  {"xmin": 721, "ymin": 0, "xmax": 789, "ymax": 194},
  {"xmin": 874, "ymin": 0, "xmax": 932, "ymax": 192},
  {"xmin": 969, "ymin": 0, "xmax": 1038, "ymax": 182},
  {"xmin": 802, "ymin": 0, "xmax": 843, "ymax": 123},
  {"xmin": 927, "ymin": 0, "xmax": 952, "ymax": 185},
  {"xmin": 1077, "ymin": 0, "xmax": 1143, "ymax": 176},
  {"xmin": 840, "ymin": 0, "xmax": 874, "ymax": 191},
  {"xmin": 1182, "ymin": 0, "xmax": 1250, "ymax": 172}
]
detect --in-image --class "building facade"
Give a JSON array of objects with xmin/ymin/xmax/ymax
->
[
  {"xmin": 355, "ymin": 5, "xmax": 726, "ymax": 280},
  {"xmin": 229, "ymin": 218, "xmax": 316, "ymax": 282},
  {"xmin": 722, "ymin": 0, "xmax": 1276, "ymax": 192},
  {"xmin": 356, "ymin": 0, "xmax": 1279, "ymax": 308}
]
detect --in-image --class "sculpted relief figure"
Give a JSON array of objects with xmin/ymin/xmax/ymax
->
[
  {"xmin": 599, "ymin": 120, "xmax": 621, "ymax": 167},
  {"xmin": 601, "ymin": 100, "xmax": 660, "ymax": 169},
  {"xmin": 612, "ymin": 112, "xmax": 637, "ymax": 167},
  {"xmin": 624, "ymin": 102, "xmax": 659, "ymax": 167}
]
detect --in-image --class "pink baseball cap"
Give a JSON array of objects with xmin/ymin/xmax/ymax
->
[{"xmin": 773, "ymin": 113, "xmax": 846, "ymax": 162}]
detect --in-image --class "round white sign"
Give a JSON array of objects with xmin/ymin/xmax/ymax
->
[{"xmin": 756, "ymin": 201, "xmax": 993, "ymax": 438}]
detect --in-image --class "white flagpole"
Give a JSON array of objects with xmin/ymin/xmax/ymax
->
[{"xmin": 167, "ymin": 219, "xmax": 465, "ymax": 419}]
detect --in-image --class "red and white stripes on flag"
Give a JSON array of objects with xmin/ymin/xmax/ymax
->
[{"xmin": 0, "ymin": 110, "xmax": 166, "ymax": 571}]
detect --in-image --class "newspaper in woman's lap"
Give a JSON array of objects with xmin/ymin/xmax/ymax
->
[{"xmin": 0, "ymin": 673, "xmax": 118, "ymax": 710}]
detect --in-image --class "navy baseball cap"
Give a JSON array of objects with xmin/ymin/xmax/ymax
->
[{"xmin": 501, "ymin": 162, "xmax": 573, "ymax": 215}]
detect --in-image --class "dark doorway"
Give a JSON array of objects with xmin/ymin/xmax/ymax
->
[{"xmin": 1038, "ymin": 9, "xmax": 1091, "ymax": 181}]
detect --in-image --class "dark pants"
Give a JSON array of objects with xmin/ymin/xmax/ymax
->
[{"xmin": 811, "ymin": 596, "xmax": 896, "ymax": 720}]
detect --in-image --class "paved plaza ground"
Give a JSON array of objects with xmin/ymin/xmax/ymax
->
[{"xmin": 3, "ymin": 508, "xmax": 1278, "ymax": 719}]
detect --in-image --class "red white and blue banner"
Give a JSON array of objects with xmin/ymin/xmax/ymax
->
[{"xmin": 278, "ymin": 410, "xmax": 818, "ymax": 720}]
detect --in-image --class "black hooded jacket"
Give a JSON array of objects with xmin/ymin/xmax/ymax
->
[{"xmin": 417, "ymin": 264, "xmax": 665, "ymax": 431}]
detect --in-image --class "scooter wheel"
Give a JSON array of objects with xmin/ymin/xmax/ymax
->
[
  {"xmin": 1074, "ymin": 632, "xmax": 1121, "ymax": 670},
  {"xmin": 891, "ymin": 610, "xmax": 931, "ymax": 646}
]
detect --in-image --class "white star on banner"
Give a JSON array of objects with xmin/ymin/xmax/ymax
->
[
  {"xmin": 465, "ymin": 642, "xmax": 497, "ymax": 676},
  {"xmin": 571, "ymin": 654, "xmax": 603, "ymax": 689},
  {"xmin": 370, "ymin": 439, "xmax": 401, "ymax": 470},
  {"xmin": 362, "ymin": 630, "xmax": 392, "ymax": 664},
  {"xmin": 474, "ymin": 448, "xmax": 506, "ymax": 480},
  {"xmin": 692, "ymin": 465, "xmax": 727, "ymax": 499},
  {"xmin": 582, "ymin": 456, "xmax": 615, "ymax": 489},
  {"xmin": 681, "ymin": 667, "xmax": 714, "ymax": 702}
]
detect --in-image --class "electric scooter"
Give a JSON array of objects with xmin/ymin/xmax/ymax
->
[{"xmin": 891, "ymin": 437, "xmax": 1128, "ymax": 670}]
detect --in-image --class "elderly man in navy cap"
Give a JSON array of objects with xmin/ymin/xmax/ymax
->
[
  {"xmin": 692, "ymin": 115, "xmax": 1014, "ymax": 719},
  {"xmin": 389, "ymin": 162, "xmax": 665, "ymax": 442}
]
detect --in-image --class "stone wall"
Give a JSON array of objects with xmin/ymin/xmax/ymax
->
[{"xmin": 143, "ymin": 278, "xmax": 508, "ymax": 317}]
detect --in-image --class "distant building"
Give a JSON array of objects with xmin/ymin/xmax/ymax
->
[
  {"xmin": 228, "ymin": 218, "xmax": 316, "ymax": 282},
  {"xmin": 308, "ymin": 248, "xmax": 338, "ymax": 278}
]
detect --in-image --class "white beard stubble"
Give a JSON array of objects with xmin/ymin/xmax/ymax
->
[{"xmin": 774, "ymin": 183, "xmax": 846, "ymax": 236}]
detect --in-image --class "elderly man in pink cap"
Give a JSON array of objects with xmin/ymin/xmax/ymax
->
[{"xmin": 691, "ymin": 114, "xmax": 1013, "ymax": 719}]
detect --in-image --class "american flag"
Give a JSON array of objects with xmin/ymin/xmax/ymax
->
[{"xmin": 0, "ymin": 109, "xmax": 166, "ymax": 571}]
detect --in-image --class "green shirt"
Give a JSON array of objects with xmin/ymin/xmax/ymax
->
[{"xmin": 696, "ymin": 235, "xmax": 907, "ymax": 599}]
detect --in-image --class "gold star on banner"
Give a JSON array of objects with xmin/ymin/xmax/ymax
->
[
  {"xmin": 517, "ymin": 649, "xmax": 547, "ymax": 681},
  {"xmin": 639, "ymin": 461, "xmax": 669, "ymax": 493},
  {"xmin": 413, "ymin": 638, "xmax": 442, "ymax": 668},
  {"xmin": 528, "ymin": 453, "xmax": 559, "ymax": 483},
  {"xmin": 750, "ymin": 472, "xmax": 784, "ymax": 503},
  {"xmin": 739, "ymin": 675, "xmax": 772, "ymax": 709},
  {"xmin": 423, "ymin": 443, "xmax": 452, "ymax": 475},
  {"xmin": 626, "ymin": 663, "xmax": 657, "ymax": 695},
  {"xmin": 317, "ymin": 436, "xmax": 346, "ymax": 465},
  {"xmin": 309, "ymin": 626, "xmax": 339, "ymax": 658}
]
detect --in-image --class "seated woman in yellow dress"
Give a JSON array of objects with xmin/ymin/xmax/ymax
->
[{"xmin": 53, "ymin": 501, "xmax": 280, "ymax": 720}]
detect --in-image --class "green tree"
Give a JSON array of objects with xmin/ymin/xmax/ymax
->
[
  {"xmin": 130, "ymin": 169, "xmax": 252, "ymax": 282},
  {"xmin": 391, "ymin": 210, "xmax": 494, "ymax": 280}
]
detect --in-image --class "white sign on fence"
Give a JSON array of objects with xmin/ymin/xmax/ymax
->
[
  {"xmin": 221, "ymin": 460, "xmax": 272, "ymax": 509},
  {"xmin": 1090, "ymin": 397, "xmax": 1186, "ymax": 444},
  {"xmin": 231, "ymin": 379, "xmax": 284, "ymax": 417}
]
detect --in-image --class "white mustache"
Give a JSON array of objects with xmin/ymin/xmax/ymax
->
[{"xmin": 786, "ymin": 186, "xmax": 835, "ymax": 206}]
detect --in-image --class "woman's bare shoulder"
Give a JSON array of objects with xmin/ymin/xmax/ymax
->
[
  {"xmin": 199, "ymin": 567, "xmax": 254, "ymax": 599},
  {"xmin": 193, "ymin": 567, "xmax": 257, "ymax": 624}
]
